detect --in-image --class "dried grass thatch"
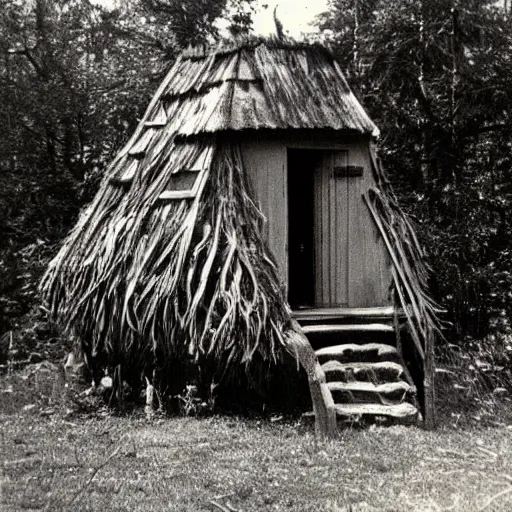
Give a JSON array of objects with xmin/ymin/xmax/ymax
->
[
  {"xmin": 41, "ymin": 137, "xmax": 293, "ymax": 397},
  {"xmin": 157, "ymin": 36, "xmax": 378, "ymax": 137},
  {"xmin": 365, "ymin": 146, "xmax": 443, "ymax": 427}
]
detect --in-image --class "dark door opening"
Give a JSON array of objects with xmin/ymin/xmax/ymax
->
[
  {"xmin": 288, "ymin": 148, "xmax": 351, "ymax": 309},
  {"xmin": 287, "ymin": 149, "xmax": 318, "ymax": 309}
]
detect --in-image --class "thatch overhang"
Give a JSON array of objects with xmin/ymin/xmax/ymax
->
[
  {"xmin": 104, "ymin": 36, "xmax": 378, "ymax": 189},
  {"xmin": 159, "ymin": 37, "xmax": 378, "ymax": 136}
]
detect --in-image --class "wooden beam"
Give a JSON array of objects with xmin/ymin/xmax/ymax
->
[
  {"xmin": 302, "ymin": 323, "xmax": 394, "ymax": 334},
  {"xmin": 284, "ymin": 321, "xmax": 337, "ymax": 439},
  {"xmin": 293, "ymin": 306, "xmax": 402, "ymax": 322}
]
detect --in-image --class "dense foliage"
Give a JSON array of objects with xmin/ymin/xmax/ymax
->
[
  {"xmin": 0, "ymin": 0, "xmax": 255, "ymax": 341},
  {"xmin": 318, "ymin": 0, "xmax": 512, "ymax": 338}
]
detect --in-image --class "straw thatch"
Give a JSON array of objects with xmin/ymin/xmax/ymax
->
[
  {"xmin": 42, "ymin": 137, "xmax": 291, "ymax": 394},
  {"xmin": 41, "ymin": 38, "xmax": 436, "ymax": 416}
]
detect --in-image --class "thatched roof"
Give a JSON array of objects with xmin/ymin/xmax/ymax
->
[
  {"xmin": 112, "ymin": 39, "xmax": 376, "ymax": 178},
  {"xmin": 158, "ymin": 38, "xmax": 377, "ymax": 135},
  {"xmin": 109, "ymin": 37, "xmax": 377, "ymax": 196},
  {"xmin": 107, "ymin": 39, "xmax": 378, "ymax": 188}
]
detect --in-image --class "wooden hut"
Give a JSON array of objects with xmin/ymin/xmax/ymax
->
[{"xmin": 41, "ymin": 38, "xmax": 440, "ymax": 434}]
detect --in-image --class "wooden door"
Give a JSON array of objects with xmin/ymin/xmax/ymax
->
[{"xmin": 314, "ymin": 151, "xmax": 349, "ymax": 307}]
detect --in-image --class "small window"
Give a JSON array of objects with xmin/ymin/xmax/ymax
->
[
  {"xmin": 167, "ymin": 171, "xmax": 199, "ymax": 191},
  {"xmin": 158, "ymin": 145, "xmax": 213, "ymax": 200}
]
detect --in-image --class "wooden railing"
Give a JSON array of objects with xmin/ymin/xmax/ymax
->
[{"xmin": 284, "ymin": 320, "xmax": 337, "ymax": 438}]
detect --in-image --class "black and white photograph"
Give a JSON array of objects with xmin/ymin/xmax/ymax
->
[{"xmin": 1, "ymin": 1, "xmax": 512, "ymax": 510}]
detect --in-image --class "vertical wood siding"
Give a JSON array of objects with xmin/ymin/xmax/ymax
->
[
  {"xmin": 314, "ymin": 151, "xmax": 350, "ymax": 307},
  {"xmin": 241, "ymin": 138, "xmax": 288, "ymax": 287},
  {"xmin": 241, "ymin": 132, "xmax": 392, "ymax": 308},
  {"xmin": 345, "ymin": 144, "xmax": 391, "ymax": 307}
]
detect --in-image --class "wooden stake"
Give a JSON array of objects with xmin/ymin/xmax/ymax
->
[{"xmin": 424, "ymin": 333, "xmax": 436, "ymax": 429}]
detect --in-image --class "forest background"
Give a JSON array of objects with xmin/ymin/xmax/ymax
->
[{"xmin": 1, "ymin": 0, "xmax": 512, "ymax": 390}]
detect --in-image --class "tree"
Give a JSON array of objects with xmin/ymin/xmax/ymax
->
[{"xmin": 318, "ymin": 0, "xmax": 512, "ymax": 336}]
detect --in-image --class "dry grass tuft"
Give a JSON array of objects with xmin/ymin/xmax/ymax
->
[{"xmin": 2, "ymin": 378, "xmax": 512, "ymax": 512}]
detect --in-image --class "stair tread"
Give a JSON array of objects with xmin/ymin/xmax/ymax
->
[
  {"xmin": 293, "ymin": 306, "xmax": 402, "ymax": 321},
  {"xmin": 302, "ymin": 323, "xmax": 394, "ymax": 334},
  {"xmin": 334, "ymin": 402, "xmax": 419, "ymax": 418},
  {"xmin": 316, "ymin": 343, "xmax": 397, "ymax": 358},
  {"xmin": 327, "ymin": 380, "xmax": 412, "ymax": 393},
  {"xmin": 322, "ymin": 360, "xmax": 403, "ymax": 373}
]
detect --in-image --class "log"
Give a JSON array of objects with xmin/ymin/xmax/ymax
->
[{"xmin": 284, "ymin": 320, "xmax": 337, "ymax": 439}]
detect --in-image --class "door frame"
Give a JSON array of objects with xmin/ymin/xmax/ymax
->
[{"xmin": 286, "ymin": 144, "xmax": 352, "ymax": 309}]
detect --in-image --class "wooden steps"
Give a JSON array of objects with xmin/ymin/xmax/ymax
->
[
  {"xmin": 316, "ymin": 343, "xmax": 399, "ymax": 364},
  {"xmin": 314, "ymin": 342, "xmax": 419, "ymax": 425},
  {"xmin": 327, "ymin": 380, "xmax": 414, "ymax": 405},
  {"xmin": 334, "ymin": 403, "xmax": 419, "ymax": 423},
  {"xmin": 322, "ymin": 360, "xmax": 404, "ymax": 383},
  {"xmin": 293, "ymin": 306, "xmax": 402, "ymax": 322},
  {"xmin": 302, "ymin": 323, "xmax": 394, "ymax": 335},
  {"xmin": 297, "ymin": 309, "xmax": 420, "ymax": 427}
]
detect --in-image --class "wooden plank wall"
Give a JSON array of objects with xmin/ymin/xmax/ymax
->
[
  {"xmin": 314, "ymin": 151, "xmax": 350, "ymax": 307},
  {"xmin": 345, "ymin": 144, "xmax": 391, "ymax": 307},
  {"xmin": 240, "ymin": 137, "xmax": 288, "ymax": 286},
  {"xmin": 240, "ymin": 131, "xmax": 392, "ymax": 307}
]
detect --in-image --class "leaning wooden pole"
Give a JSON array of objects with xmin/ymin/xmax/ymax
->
[
  {"xmin": 365, "ymin": 146, "xmax": 442, "ymax": 429},
  {"xmin": 423, "ymin": 333, "xmax": 436, "ymax": 430},
  {"xmin": 365, "ymin": 196, "xmax": 437, "ymax": 428},
  {"xmin": 284, "ymin": 320, "xmax": 337, "ymax": 439}
]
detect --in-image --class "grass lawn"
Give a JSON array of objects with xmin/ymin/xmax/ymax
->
[{"xmin": 1, "ymin": 366, "xmax": 512, "ymax": 512}]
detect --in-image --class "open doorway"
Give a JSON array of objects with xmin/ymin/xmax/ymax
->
[
  {"xmin": 287, "ymin": 148, "xmax": 350, "ymax": 310},
  {"xmin": 287, "ymin": 149, "xmax": 318, "ymax": 309}
]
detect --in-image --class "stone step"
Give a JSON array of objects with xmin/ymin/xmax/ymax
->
[
  {"xmin": 334, "ymin": 402, "xmax": 419, "ymax": 424},
  {"xmin": 302, "ymin": 323, "xmax": 394, "ymax": 335},
  {"xmin": 322, "ymin": 360, "xmax": 404, "ymax": 383},
  {"xmin": 327, "ymin": 380, "xmax": 414, "ymax": 405},
  {"xmin": 315, "ymin": 343, "xmax": 399, "ymax": 364}
]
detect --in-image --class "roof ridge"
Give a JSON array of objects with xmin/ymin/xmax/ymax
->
[{"xmin": 180, "ymin": 35, "xmax": 333, "ymax": 61}]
